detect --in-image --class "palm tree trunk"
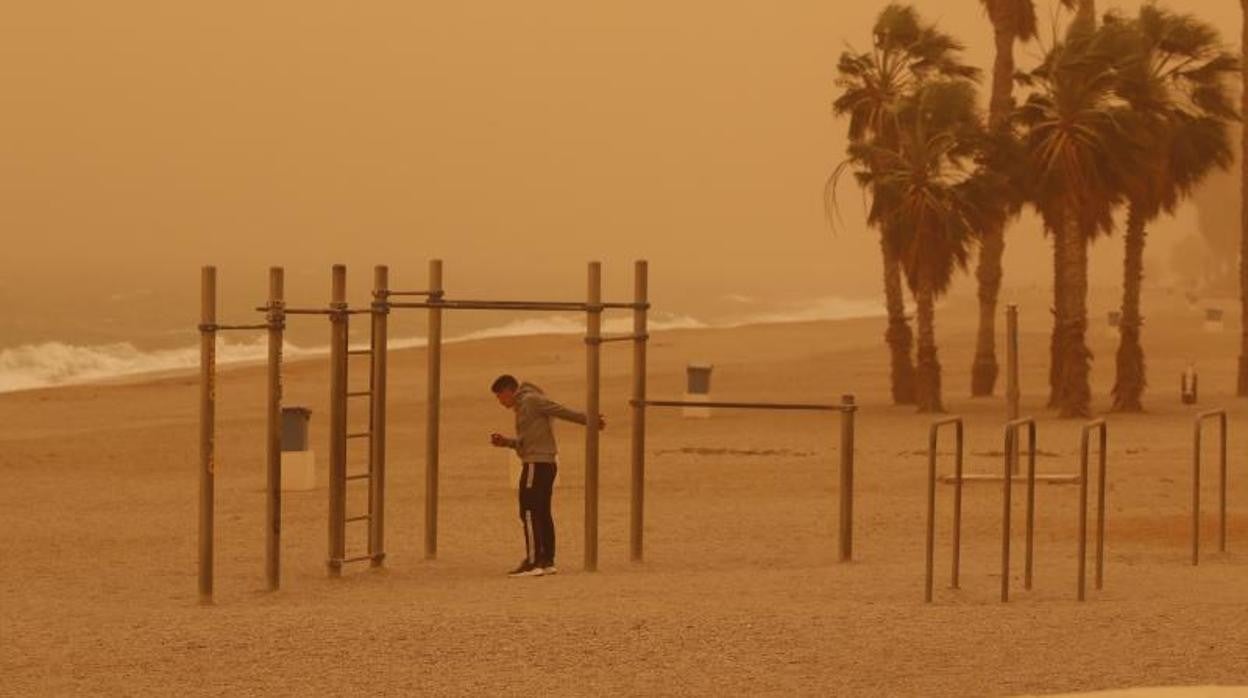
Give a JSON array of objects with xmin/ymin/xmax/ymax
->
[
  {"xmin": 1059, "ymin": 213, "xmax": 1093, "ymax": 417},
  {"xmin": 1239, "ymin": 0, "xmax": 1248, "ymax": 396},
  {"xmin": 915, "ymin": 282, "xmax": 942, "ymax": 413},
  {"xmin": 883, "ymin": 234, "xmax": 917, "ymax": 404},
  {"xmin": 1113, "ymin": 202, "xmax": 1147, "ymax": 411},
  {"xmin": 970, "ymin": 12, "xmax": 1015, "ymax": 398},
  {"xmin": 1049, "ymin": 230, "xmax": 1067, "ymax": 408}
]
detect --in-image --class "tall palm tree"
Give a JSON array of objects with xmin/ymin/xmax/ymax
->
[
  {"xmin": 830, "ymin": 4, "xmax": 979, "ymax": 405},
  {"xmin": 1015, "ymin": 25, "xmax": 1144, "ymax": 417},
  {"xmin": 851, "ymin": 81, "xmax": 1005, "ymax": 412},
  {"xmin": 971, "ymin": 0, "xmax": 1075, "ymax": 398},
  {"xmin": 1240, "ymin": 0, "xmax": 1248, "ymax": 397},
  {"xmin": 1107, "ymin": 4, "xmax": 1239, "ymax": 411}
]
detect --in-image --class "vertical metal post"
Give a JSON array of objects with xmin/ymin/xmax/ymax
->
[
  {"xmin": 951, "ymin": 422, "xmax": 963, "ymax": 590},
  {"xmin": 838, "ymin": 394, "xmax": 856, "ymax": 562},
  {"xmin": 1219, "ymin": 413, "xmax": 1227, "ymax": 554},
  {"xmin": 629, "ymin": 260, "xmax": 648, "ymax": 563},
  {"xmin": 370, "ymin": 265, "xmax": 389, "ymax": 567},
  {"xmin": 1023, "ymin": 422, "xmax": 1036, "ymax": 590},
  {"xmin": 1006, "ymin": 305, "xmax": 1020, "ymax": 431},
  {"xmin": 1096, "ymin": 424, "xmax": 1107, "ymax": 590},
  {"xmin": 924, "ymin": 426, "xmax": 938, "ymax": 603},
  {"xmin": 1001, "ymin": 426, "xmax": 1014, "ymax": 602},
  {"xmin": 328, "ymin": 265, "xmax": 348, "ymax": 576},
  {"xmin": 1078, "ymin": 427, "xmax": 1090, "ymax": 601},
  {"xmin": 1193, "ymin": 419, "xmax": 1202, "ymax": 566},
  {"xmin": 198, "ymin": 266, "xmax": 216, "ymax": 604},
  {"xmin": 425, "ymin": 259, "xmax": 443, "ymax": 560},
  {"xmin": 585, "ymin": 262, "xmax": 602, "ymax": 572},
  {"xmin": 265, "ymin": 267, "xmax": 284, "ymax": 591}
]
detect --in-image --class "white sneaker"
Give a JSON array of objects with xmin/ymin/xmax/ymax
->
[
  {"xmin": 507, "ymin": 561, "xmax": 545, "ymax": 578},
  {"xmin": 540, "ymin": 565, "xmax": 558, "ymax": 576}
]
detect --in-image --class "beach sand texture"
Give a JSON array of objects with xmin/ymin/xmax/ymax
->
[{"xmin": 2, "ymin": 294, "xmax": 1246, "ymax": 696}]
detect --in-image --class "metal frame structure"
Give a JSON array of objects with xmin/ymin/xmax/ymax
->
[
  {"xmin": 1192, "ymin": 409, "xmax": 1229, "ymax": 565},
  {"xmin": 1078, "ymin": 419, "xmax": 1108, "ymax": 601},
  {"xmin": 630, "ymin": 395, "xmax": 858, "ymax": 563},
  {"xmin": 925, "ymin": 417, "xmax": 964, "ymax": 603},
  {"xmin": 1000, "ymin": 417, "xmax": 1037, "ymax": 602}
]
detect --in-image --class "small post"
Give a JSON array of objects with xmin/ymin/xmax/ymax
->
[
  {"xmin": 584, "ymin": 261, "xmax": 603, "ymax": 572},
  {"xmin": 1001, "ymin": 426, "xmax": 1014, "ymax": 603},
  {"xmin": 425, "ymin": 259, "xmax": 443, "ymax": 560},
  {"xmin": 1006, "ymin": 305, "xmax": 1020, "ymax": 428},
  {"xmin": 1078, "ymin": 427, "xmax": 1090, "ymax": 601},
  {"xmin": 369, "ymin": 265, "xmax": 389, "ymax": 567},
  {"xmin": 198, "ymin": 266, "xmax": 216, "ymax": 604},
  {"xmin": 838, "ymin": 394, "xmax": 856, "ymax": 562},
  {"xmin": 1095, "ymin": 423, "xmax": 1108, "ymax": 590},
  {"xmin": 629, "ymin": 260, "xmax": 648, "ymax": 563},
  {"xmin": 1023, "ymin": 421, "xmax": 1037, "ymax": 591},
  {"xmin": 328, "ymin": 265, "xmax": 348, "ymax": 576},
  {"xmin": 265, "ymin": 267, "xmax": 284, "ymax": 591},
  {"xmin": 925, "ymin": 417, "xmax": 964, "ymax": 603},
  {"xmin": 1193, "ymin": 419, "xmax": 1202, "ymax": 566},
  {"xmin": 1218, "ymin": 412, "xmax": 1227, "ymax": 554},
  {"xmin": 924, "ymin": 425, "xmax": 937, "ymax": 602},
  {"xmin": 951, "ymin": 422, "xmax": 963, "ymax": 590}
]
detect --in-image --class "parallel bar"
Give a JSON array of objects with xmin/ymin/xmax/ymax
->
[
  {"xmin": 584, "ymin": 262, "xmax": 602, "ymax": 572},
  {"xmin": 925, "ymin": 417, "xmax": 963, "ymax": 603},
  {"xmin": 1193, "ymin": 410, "xmax": 1230, "ymax": 565},
  {"xmin": 1078, "ymin": 418, "xmax": 1108, "ymax": 601},
  {"xmin": 640, "ymin": 399, "xmax": 846, "ymax": 412},
  {"xmin": 425, "ymin": 260, "xmax": 443, "ymax": 560},
  {"xmin": 1096, "ymin": 424, "xmax": 1108, "ymax": 590},
  {"xmin": 592, "ymin": 333, "xmax": 649, "ymax": 344},
  {"xmin": 348, "ymin": 349, "xmax": 373, "ymax": 356},
  {"xmin": 212, "ymin": 323, "xmax": 270, "ymax": 331},
  {"xmin": 346, "ymin": 515, "xmax": 371, "ymax": 523},
  {"xmin": 370, "ymin": 265, "xmax": 389, "ymax": 568},
  {"xmin": 1006, "ymin": 305, "xmax": 1020, "ymax": 422},
  {"xmin": 838, "ymin": 395, "xmax": 856, "ymax": 562},
  {"xmin": 387, "ymin": 290, "xmax": 437, "ymax": 297},
  {"xmin": 952, "ymin": 421, "xmax": 964, "ymax": 590},
  {"xmin": 629, "ymin": 260, "xmax": 648, "ymax": 563},
  {"xmin": 1023, "ymin": 421, "xmax": 1037, "ymax": 590},
  {"xmin": 328, "ymin": 265, "xmax": 348, "ymax": 577},
  {"xmin": 388, "ymin": 299, "xmax": 644, "ymax": 312},
  {"xmin": 347, "ymin": 391, "xmax": 372, "ymax": 398},
  {"xmin": 1001, "ymin": 426, "xmax": 1014, "ymax": 602},
  {"xmin": 337, "ymin": 555, "xmax": 374, "ymax": 564},
  {"xmin": 264, "ymin": 267, "xmax": 284, "ymax": 592},
  {"xmin": 346, "ymin": 473, "xmax": 372, "ymax": 481},
  {"xmin": 198, "ymin": 266, "xmax": 216, "ymax": 605},
  {"xmin": 346, "ymin": 432, "xmax": 372, "ymax": 440}
]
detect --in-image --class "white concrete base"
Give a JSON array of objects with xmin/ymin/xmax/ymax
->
[
  {"xmin": 682, "ymin": 392, "xmax": 712, "ymax": 419},
  {"xmin": 281, "ymin": 450, "xmax": 317, "ymax": 491}
]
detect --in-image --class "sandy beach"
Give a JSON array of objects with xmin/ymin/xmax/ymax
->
[{"xmin": 1, "ymin": 290, "xmax": 1245, "ymax": 697}]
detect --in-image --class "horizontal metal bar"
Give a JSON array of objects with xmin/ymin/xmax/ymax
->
[
  {"xmin": 345, "ymin": 515, "xmax": 371, "ymax": 523},
  {"xmin": 387, "ymin": 290, "xmax": 439, "ymax": 297},
  {"xmin": 335, "ymin": 554, "xmax": 376, "ymax": 565},
  {"xmin": 938, "ymin": 473, "xmax": 1081, "ymax": 485},
  {"xmin": 601, "ymin": 302, "xmax": 651, "ymax": 310},
  {"xmin": 200, "ymin": 323, "xmax": 271, "ymax": 332},
  {"xmin": 636, "ymin": 399, "xmax": 847, "ymax": 412},
  {"xmin": 388, "ymin": 299, "xmax": 643, "ymax": 313},
  {"xmin": 346, "ymin": 432, "xmax": 372, "ymax": 440},
  {"xmin": 347, "ymin": 391, "xmax": 372, "ymax": 398},
  {"xmin": 347, "ymin": 349, "xmax": 372, "ymax": 356},
  {"xmin": 258, "ymin": 307, "xmax": 369, "ymax": 316},
  {"xmin": 588, "ymin": 333, "xmax": 649, "ymax": 344},
  {"xmin": 346, "ymin": 473, "xmax": 371, "ymax": 481}
]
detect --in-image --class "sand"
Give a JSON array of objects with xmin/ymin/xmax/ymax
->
[{"xmin": 1, "ymin": 290, "xmax": 1246, "ymax": 696}]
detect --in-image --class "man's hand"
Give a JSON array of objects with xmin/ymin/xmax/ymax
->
[{"xmin": 490, "ymin": 433, "xmax": 511, "ymax": 448}]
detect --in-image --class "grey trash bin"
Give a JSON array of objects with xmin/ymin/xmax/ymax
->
[
  {"xmin": 281, "ymin": 407, "xmax": 312, "ymax": 452},
  {"xmin": 684, "ymin": 363, "xmax": 713, "ymax": 418}
]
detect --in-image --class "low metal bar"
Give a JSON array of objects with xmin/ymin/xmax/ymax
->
[
  {"xmin": 202, "ymin": 323, "xmax": 270, "ymax": 331},
  {"xmin": 1001, "ymin": 417, "xmax": 1037, "ymax": 603},
  {"xmin": 925, "ymin": 416, "xmax": 964, "ymax": 603},
  {"xmin": 589, "ymin": 333, "xmax": 650, "ymax": 345},
  {"xmin": 1193, "ymin": 409, "xmax": 1230, "ymax": 565},
  {"xmin": 346, "ymin": 432, "xmax": 371, "ymax": 440},
  {"xmin": 637, "ymin": 399, "xmax": 847, "ymax": 412},
  {"xmin": 345, "ymin": 515, "xmax": 371, "ymax": 523},
  {"xmin": 387, "ymin": 290, "xmax": 438, "ymax": 297},
  {"xmin": 348, "ymin": 349, "xmax": 373, "ymax": 356},
  {"xmin": 1078, "ymin": 419, "xmax": 1108, "ymax": 601},
  {"xmin": 336, "ymin": 555, "xmax": 374, "ymax": 565},
  {"xmin": 346, "ymin": 473, "xmax": 371, "ymax": 481},
  {"xmin": 347, "ymin": 391, "xmax": 371, "ymax": 398}
]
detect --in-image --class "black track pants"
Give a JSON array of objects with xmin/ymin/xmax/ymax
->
[{"xmin": 518, "ymin": 462, "xmax": 557, "ymax": 566}]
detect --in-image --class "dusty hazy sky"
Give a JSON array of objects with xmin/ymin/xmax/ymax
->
[{"xmin": 0, "ymin": 0, "xmax": 1239, "ymax": 339}]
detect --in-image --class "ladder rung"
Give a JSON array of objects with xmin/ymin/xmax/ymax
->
[
  {"xmin": 346, "ymin": 514, "xmax": 372, "ymax": 523},
  {"xmin": 346, "ymin": 432, "xmax": 372, "ymax": 440},
  {"xmin": 347, "ymin": 391, "xmax": 372, "ymax": 398},
  {"xmin": 348, "ymin": 349, "xmax": 373, "ymax": 356},
  {"xmin": 346, "ymin": 473, "xmax": 371, "ymax": 481},
  {"xmin": 339, "ymin": 554, "xmax": 374, "ymax": 564}
]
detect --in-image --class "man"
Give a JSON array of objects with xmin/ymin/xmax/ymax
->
[{"xmin": 489, "ymin": 374, "xmax": 605, "ymax": 577}]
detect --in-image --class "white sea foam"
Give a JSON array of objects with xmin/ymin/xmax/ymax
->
[{"xmin": 0, "ymin": 311, "xmax": 709, "ymax": 394}]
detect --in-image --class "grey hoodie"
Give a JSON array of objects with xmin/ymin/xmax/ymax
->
[{"xmin": 503, "ymin": 382, "xmax": 587, "ymax": 463}]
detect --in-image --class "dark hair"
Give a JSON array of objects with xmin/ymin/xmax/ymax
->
[{"xmin": 491, "ymin": 374, "xmax": 519, "ymax": 393}]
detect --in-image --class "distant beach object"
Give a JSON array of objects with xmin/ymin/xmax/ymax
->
[
  {"xmin": 280, "ymin": 407, "xmax": 316, "ymax": 491},
  {"xmin": 1204, "ymin": 307, "xmax": 1224, "ymax": 332},
  {"xmin": 1106, "ymin": 310, "xmax": 1121, "ymax": 339},
  {"xmin": 1181, "ymin": 364, "xmax": 1198, "ymax": 405},
  {"xmin": 1006, "ymin": 305, "xmax": 1020, "ymax": 421},
  {"xmin": 683, "ymin": 363, "xmax": 713, "ymax": 419}
]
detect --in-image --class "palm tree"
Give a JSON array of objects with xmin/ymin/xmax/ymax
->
[
  {"xmin": 830, "ymin": 4, "xmax": 979, "ymax": 405},
  {"xmin": 1015, "ymin": 24, "xmax": 1144, "ymax": 417},
  {"xmin": 1240, "ymin": 0, "xmax": 1248, "ymax": 397},
  {"xmin": 970, "ymin": 0, "xmax": 1075, "ymax": 398},
  {"xmin": 1106, "ymin": 4, "xmax": 1238, "ymax": 411},
  {"xmin": 850, "ymin": 81, "xmax": 1005, "ymax": 412}
]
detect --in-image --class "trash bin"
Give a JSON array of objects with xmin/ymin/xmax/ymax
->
[
  {"xmin": 1204, "ymin": 308, "xmax": 1224, "ymax": 333},
  {"xmin": 280, "ymin": 406, "xmax": 316, "ymax": 491},
  {"xmin": 684, "ymin": 363, "xmax": 713, "ymax": 419}
]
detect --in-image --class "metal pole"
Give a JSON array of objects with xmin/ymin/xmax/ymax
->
[
  {"xmin": 629, "ymin": 260, "xmax": 648, "ymax": 562},
  {"xmin": 425, "ymin": 259, "xmax": 443, "ymax": 560},
  {"xmin": 838, "ymin": 394, "xmax": 856, "ymax": 562},
  {"xmin": 1001, "ymin": 426, "xmax": 1014, "ymax": 602},
  {"xmin": 1024, "ymin": 422, "xmax": 1036, "ymax": 590},
  {"xmin": 1219, "ymin": 413, "xmax": 1227, "ymax": 553},
  {"xmin": 924, "ymin": 426, "xmax": 938, "ymax": 603},
  {"xmin": 585, "ymin": 262, "xmax": 602, "ymax": 572},
  {"xmin": 1193, "ymin": 420, "xmax": 1201, "ymax": 566},
  {"xmin": 952, "ymin": 421, "xmax": 963, "ymax": 590},
  {"xmin": 328, "ymin": 264, "xmax": 348, "ymax": 576},
  {"xmin": 1096, "ymin": 425, "xmax": 1107, "ymax": 590},
  {"xmin": 1078, "ymin": 427, "xmax": 1090, "ymax": 601},
  {"xmin": 370, "ymin": 265, "xmax": 389, "ymax": 567},
  {"xmin": 1006, "ymin": 305, "xmax": 1020, "ymax": 428},
  {"xmin": 265, "ymin": 267, "xmax": 284, "ymax": 591},
  {"xmin": 198, "ymin": 266, "xmax": 216, "ymax": 604}
]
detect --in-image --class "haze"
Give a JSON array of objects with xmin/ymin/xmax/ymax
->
[{"xmin": 1, "ymin": 0, "xmax": 1238, "ymax": 347}]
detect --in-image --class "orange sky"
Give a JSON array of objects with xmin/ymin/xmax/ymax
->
[{"xmin": 0, "ymin": 0, "xmax": 1240, "ymax": 341}]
